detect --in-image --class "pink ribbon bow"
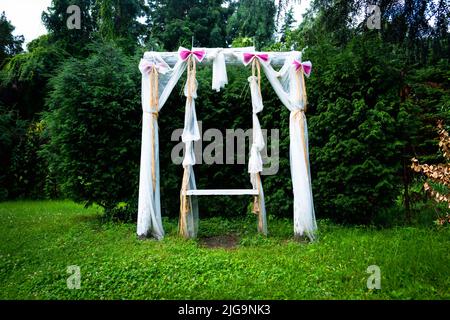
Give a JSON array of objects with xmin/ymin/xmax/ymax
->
[
  {"xmin": 293, "ymin": 60, "xmax": 312, "ymax": 77},
  {"xmin": 140, "ymin": 60, "xmax": 169, "ymax": 74},
  {"xmin": 179, "ymin": 47, "xmax": 206, "ymax": 62},
  {"xmin": 243, "ymin": 53, "xmax": 270, "ymax": 65}
]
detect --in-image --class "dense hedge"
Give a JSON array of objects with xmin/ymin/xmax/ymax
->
[
  {"xmin": 2, "ymin": 1, "xmax": 449, "ymax": 225},
  {"xmin": 43, "ymin": 43, "xmax": 292, "ymax": 219},
  {"xmin": 43, "ymin": 43, "xmax": 142, "ymax": 212},
  {"xmin": 41, "ymin": 39, "xmax": 450, "ymax": 223}
]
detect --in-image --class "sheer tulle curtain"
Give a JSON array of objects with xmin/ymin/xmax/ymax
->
[
  {"xmin": 260, "ymin": 52, "xmax": 317, "ymax": 240},
  {"xmin": 179, "ymin": 48, "xmax": 205, "ymax": 238},
  {"xmin": 137, "ymin": 52, "xmax": 187, "ymax": 240},
  {"xmin": 242, "ymin": 54, "xmax": 268, "ymax": 235}
]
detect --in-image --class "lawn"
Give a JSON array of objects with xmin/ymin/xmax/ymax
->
[{"xmin": 0, "ymin": 200, "xmax": 448, "ymax": 299}]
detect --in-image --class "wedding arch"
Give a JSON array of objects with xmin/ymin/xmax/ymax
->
[{"xmin": 136, "ymin": 46, "xmax": 317, "ymax": 241}]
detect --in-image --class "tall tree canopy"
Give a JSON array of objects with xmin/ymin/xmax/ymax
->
[
  {"xmin": 42, "ymin": 0, "xmax": 98, "ymax": 56},
  {"xmin": 148, "ymin": 0, "xmax": 235, "ymax": 50},
  {"xmin": 0, "ymin": 12, "xmax": 23, "ymax": 67},
  {"xmin": 227, "ymin": 0, "xmax": 277, "ymax": 48},
  {"xmin": 1, "ymin": 0, "xmax": 448, "ymax": 224},
  {"xmin": 98, "ymin": 0, "xmax": 148, "ymax": 53},
  {"xmin": 310, "ymin": 0, "xmax": 450, "ymax": 62}
]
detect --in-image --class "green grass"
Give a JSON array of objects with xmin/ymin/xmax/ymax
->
[{"xmin": 0, "ymin": 200, "xmax": 449, "ymax": 299}]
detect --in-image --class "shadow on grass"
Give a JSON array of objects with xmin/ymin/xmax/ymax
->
[{"xmin": 70, "ymin": 212, "xmax": 106, "ymax": 231}]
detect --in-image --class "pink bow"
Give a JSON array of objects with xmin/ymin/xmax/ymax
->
[
  {"xmin": 179, "ymin": 48, "xmax": 206, "ymax": 62},
  {"xmin": 243, "ymin": 53, "xmax": 270, "ymax": 65},
  {"xmin": 140, "ymin": 60, "xmax": 169, "ymax": 74},
  {"xmin": 293, "ymin": 60, "xmax": 312, "ymax": 77}
]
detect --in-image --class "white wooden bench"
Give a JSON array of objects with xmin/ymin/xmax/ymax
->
[{"xmin": 182, "ymin": 189, "xmax": 259, "ymax": 196}]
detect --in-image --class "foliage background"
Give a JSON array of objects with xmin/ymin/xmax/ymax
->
[{"xmin": 0, "ymin": 0, "xmax": 449, "ymax": 225}]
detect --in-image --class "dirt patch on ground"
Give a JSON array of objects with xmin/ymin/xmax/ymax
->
[{"xmin": 199, "ymin": 234, "xmax": 239, "ymax": 249}]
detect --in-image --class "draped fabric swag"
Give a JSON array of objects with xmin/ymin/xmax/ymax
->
[{"xmin": 137, "ymin": 47, "xmax": 316, "ymax": 241}]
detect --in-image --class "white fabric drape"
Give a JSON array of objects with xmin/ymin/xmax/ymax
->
[
  {"xmin": 181, "ymin": 72, "xmax": 200, "ymax": 167},
  {"xmin": 205, "ymin": 47, "xmax": 255, "ymax": 92},
  {"xmin": 248, "ymin": 75, "xmax": 265, "ymax": 174},
  {"xmin": 243, "ymin": 55, "xmax": 268, "ymax": 235},
  {"xmin": 209, "ymin": 48, "xmax": 228, "ymax": 92},
  {"xmin": 137, "ymin": 52, "xmax": 188, "ymax": 240},
  {"xmin": 259, "ymin": 51, "xmax": 317, "ymax": 240},
  {"xmin": 179, "ymin": 49, "xmax": 204, "ymax": 238}
]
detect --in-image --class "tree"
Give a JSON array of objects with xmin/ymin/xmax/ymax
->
[
  {"xmin": 42, "ymin": 0, "xmax": 97, "ymax": 56},
  {"xmin": 279, "ymin": 7, "xmax": 295, "ymax": 42},
  {"xmin": 1, "ymin": 35, "xmax": 68, "ymax": 119},
  {"xmin": 0, "ymin": 12, "xmax": 23, "ymax": 67},
  {"xmin": 148, "ymin": 0, "xmax": 234, "ymax": 50},
  {"xmin": 0, "ymin": 34, "xmax": 68, "ymax": 200},
  {"xmin": 43, "ymin": 42, "xmax": 141, "ymax": 212},
  {"xmin": 311, "ymin": 0, "xmax": 450, "ymax": 63},
  {"xmin": 98, "ymin": 0, "xmax": 148, "ymax": 53},
  {"xmin": 278, "ymin": 0, "xmax": 450, "ymax": 223},
  {"xmin": 226, "ymin": 0, "xmax": 276, "ymax": 49},
  {"xmin": 0, "ymin": 106, "xmax": 26, "ymax": 200}
]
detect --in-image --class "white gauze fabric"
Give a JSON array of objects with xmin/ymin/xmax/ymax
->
[
  {"xmin": 209, "ymin": 48, "xmax": 228, "ymax": 92},
  {"xmin": 260, "ymin": 51, "xmax": 317, "ymax": 240},
  {"xmin": 242, "ymin": 54, "xmax": 268, "ymax": 235},
  {"xmin": 206, "ymin": 47, "xmax": 256, "ymax": 92},
  {"xmin": 179, "ymin": 47, "xmax": 205, "ymax": 237},
  {"xmin": 137, "ymin": 52, "xmax": 188, "ymax": 239}
]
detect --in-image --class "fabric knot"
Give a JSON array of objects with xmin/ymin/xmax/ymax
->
[
  {"xmin": 179, "ymin": 47, "xmax": 206, "ymax": 62},
  {"xmin": 293, "ymin": 60, "xmax": 312, "ymax": 77},
  {"xmin": 243, "ymin": 52, "xmax": 270, "ymax": 66}
]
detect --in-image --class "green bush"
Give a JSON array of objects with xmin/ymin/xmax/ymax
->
[
  {"xmin": 303, "ymin": 36, "xmax": 405, "ymax": 224},
  {"xmin": 43, "ymin": 42, "xmax": 141, "ymax": 213},
  {"xmin": 9, "ymin": 120, "xmax": 55, "ymax": 199},
  {"xmin": 0, "ymin": 112, "xmax": 54, "ymax": 200},
  {"xmin": 0, "ymin": 108, "xmax": 26, "ymax": 200},
  {"xmin": 40, "ymin": 37, "xmax": 449, "ymax": 225}
]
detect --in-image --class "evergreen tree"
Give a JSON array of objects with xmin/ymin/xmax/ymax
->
[
  {"xmin": 42, "ymin": 0, "xmax": 97, "ymax": 56},
  {"xmin": 148, "ymin": 0, "xmax": 234, "ymax": 50},
  {"xmin": 43, "ymin": 42, "xmax": 141, "ymax": 212},
  {"xmin": 280, "ymin": 7, "xmax": 295, "ymax": 42},
  {"xmin": 0, "ymin": 12, "xmax": 23, "ymax": 67},
  {"xmin": 226, "ymin": 0, "xmax": 276, "ymax": 48},
  {"xmin": 98, "ymin": 0, "xmax": 148, "ymax": 53}
]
